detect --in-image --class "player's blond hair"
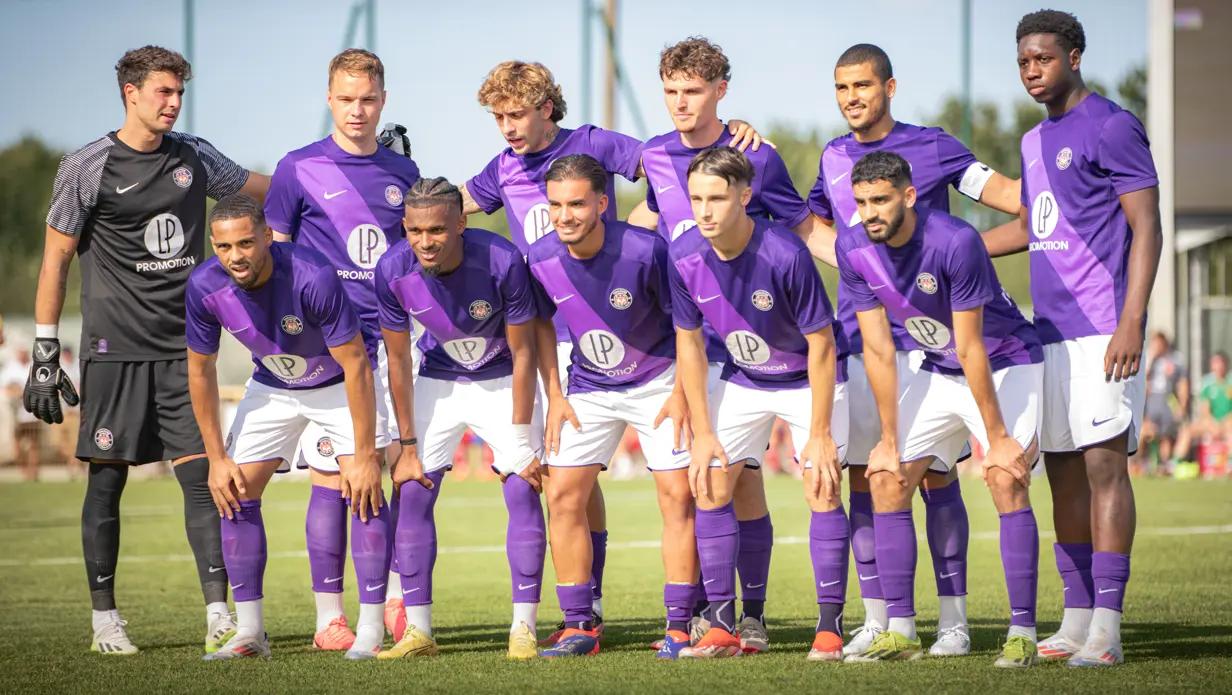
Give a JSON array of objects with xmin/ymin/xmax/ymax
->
[
  {"xmin": 659, "ymin": 36, "xmax": 731, "ymax": 83},
  {"xmin": 329, "ymin": 48, "xmax": 385, "ymax": 89},
  {"xmin": 477, "ymin": 61, "xmax": 567, "ymax": 123}
]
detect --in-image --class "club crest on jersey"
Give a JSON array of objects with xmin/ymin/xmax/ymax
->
[
  {"xmin": 609, "ymin": 287, "xmax": 633, "ymax": 310},
  {"xmin": 281, "ymin": 315, "xmax": 304, "ymax": 335},
  {"xmin": 915, "ymin": 272, "xmax": 938, "ymax": 294},
  {"xmin": 751, "ymin": 290, "xmax": 774, "ymax": 311},
  {"xmin": 385, "ymin": 185, "xmax": 404, "ymax": 207},
  {"xmin": 469, "ymin": 300, "xmax": 493, "ymax": 320},
  {"xmin": 317, "ymin": 437, "xmax": 335, "ymax": 458},
  {"xmin": 94, "ymin": 428, "xmax": 114, "ymax": 451},
  {"xmin": 172, "ymin": 166, "xmax": 193, "ymax": 188},
  {"xmin": 1055, "ymin": 147, "xmax": 1073, "ymax": 171}
]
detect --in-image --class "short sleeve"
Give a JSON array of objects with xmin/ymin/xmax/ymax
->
[
  {"xmin": 807, "ymin": 156, "xmax": 834, "ymax": 222},
  {"xmin": 178, "ymin": 134, "xmax": 248, "ymax": 199},
  {"xmin": 758, "ymin": 150, "xmax": 810, "ymax": 228},
  {"xmin": 525, "ymin": 259, "xmax": 557, "ymax": 321},
  {"xmin": 786, "ymin": 247, "xmax": 833, "ymax": 335},
  {"xmin": 46, "ymin": 142, "xmax": 108, "ymax": 236},
  {"xmin": 946, "ymin": 226, "xmax": 996, "ymax": 312},
  {"xmin": 375, "ymin": 253, "xmax": 410, "ymax": 332},
  {"xmin": 1096, "ymin": 110, "xmax": 1159, "ymax": 196},
  {"xmin": 668, "ymin": 256, "xmax": 703, "ymax": 331},
  {"xmin": 587, "ymin": 126, "xmax": 642, "ymax": 182},
  {"xmin": 466, "ymin": 157, "xmax": 505, "ymax": 214},
  {"xmin": 264, "ymin": 155, "xmax": 303, "ymax": 237},
  {"xmin": 305, "ymin": 265, "xmax": 362, "ymax": 347},
  {"xmin": 184, "ymin": 274, "xmax": 222, "ymax": 354},
  {"xmin": 645, "ymin": 181, "xmax": 660, "ymax": 213},
  {"xmin": 935, "ymin": 130, "xmax": 979, "ymax": 188},
  {"xmin": 499, "ymin": 254, "xmax": 541, "ymax": 326},
  {"xmin": 836, "ymin": 234, "xmax": 879, "ymax": 312},
  {"xmin": 648, "ymin": 236, "xmax": 673, "ymax": 316}
]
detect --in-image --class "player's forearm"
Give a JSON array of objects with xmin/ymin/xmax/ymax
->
[
  {"xmin": 978, "ymin": 174, "xmax": 1023, "ymax": 216},
  {"xmin": 382, "ymin": 330, "xmax": 416, "ymax": 440},
  {"xmin": 509, "ymin": 328, "xmax": 535, "ymax": 426},
  {"xmin": 803, "ymin": 216, "xmax": 838, "ymax": 268},
  {"xmin": 342, "ymin": 360, "xmax": 378, "ymax": 457},
  {"xmin": 857, "ymin": 311, "xmax": 899, "ymax": 439},
  {"xmin": 981, "ymin": 214, "xmax": 1029, "ymax": 258},
  {"xmin": 676, "ymin": 330, "xmax": 712, "ymax": 436},
  {"xmin": 627, "ymin": 200, "xmax": 659, "ymax": 231},
  {"xmin": 806, "ymin": 330, "xmax": 836, "ymax": 438},
  {"xmin": 956, "ymin": 340, "xmax": 1009, "ymax": 440},
  {"xmin": 238, "ymin": 171, "xmax": 271, "ymax": 203},
  {"xmin": 186, "ymin": 351, "xmax": 227, "ymax": 461},
  {"xmin": 534, "ymin": 318, "xmax": 565, "ymax": 399},
  {"xmin": 1118, "ymin": 188, "xmax": 1163, "ymax": 328},
  {"xmin": 459, "ymin": 183, "xmax": 482, "ymax": 216},
  {"xmin": 34, "ymin": 230, "xmax": 76, "ymax": 327}
]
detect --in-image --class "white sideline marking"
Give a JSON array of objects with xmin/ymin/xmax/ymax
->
[{"xmin": 2, "ymin": 524, "xmax": 1230, "ymax": 569}]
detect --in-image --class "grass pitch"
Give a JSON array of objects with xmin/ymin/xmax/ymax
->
[{"xmin": 1, "ymin": 475, "xmax": 1229, "ymax": 693}]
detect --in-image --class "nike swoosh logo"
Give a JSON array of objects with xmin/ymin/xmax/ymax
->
[
  {"xmin": 671, "ymin": 448, "xmax": 688, "ymax": 456},
  {"xmin": 366, "ymin": 583, "xmax": 385, "ymax": 592},
  {"xmin": 208, "ymin": 566, "xmax": 226, "ymax": 574},
  {"xmin": 1011, "ymin": 609, "xmax": 1029, "ymax": 616},
  {"xmin": 1091, "ymin": 416, "xmax": 1117, "ymax": 427},
  {"xmin": 830, "ymin": 171, "xmax": 849, "ymax": 185},
  {"xmin": 745, "ymin": 583, "xmax": 765, "ymax": 589},
  {"xmin": 552, "ymin": 294, "xmax": 575, "ymax": 303},
  {"xmin": 869, "ymin": 284, "xmax": 887, "ymax": 290},
  {"xmin": 323, "ymin": 189, "xmax": 348, "ymax": 200},
  {"xmin": 655, "ymin": 184, "xmax": 675, "ymax": 194},
  {"xmin": 1063, "ymin": 587, "xmax": 1071, "ymax": 592},
  {"xmin": 939, "ymin": 571, "xmax": 958, "ymax": 579},
  {"xmin": 409, "ymin": 307, "xmax": 432, "ymax": 316},
  {"xmin": 703, "ymin": 578, "xmax": 716, "ymax": 585},
  {"xmin": 115, "ymin": 182, "xmax": 140, "ymax": 194},
  {"xmin": 517, "ymin": 583, "xmax": 538, "ymax": 590},
  {"xmin": 1028, "ymin": 158, "xmax": 1039, "ymax": 169},
  {"xmin": 886, "ymin": 603, "xmax": 896, "ymax": 609},
  {"xmin": 324, "ymin": 576, "xmax": 342, "ymax": 584},
  {"xmin": 403, "ymin": 587, "xmax": 421, "ymax": 595},
  {"xmin": 819, "ymin": 580, "xmax": 841, "ymax": 588},
  {"xmin": 224, "ymin": 325, "xmax": 249, "ymax": 334},
  {"xmin": 96, "ymin": 574, "xmax": 114, "ymax": 583},
  {"xmin": 859, "ymin": 574, "xmax": 879, "ymax": 581},
  {"xmin": 1098, "ymin": 587, "xmax": 1119, "ymax": 594},
  {"xmin": 695, "ymin": 294, "xmax": 720, "ymax": 304},
  {"xmin": 230, "ymin": 583, "xmax": 244, "ymax": 590}
]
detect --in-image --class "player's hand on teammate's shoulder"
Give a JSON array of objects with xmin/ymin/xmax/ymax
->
[
  {"xmin": 1104, "ymin": 319, "xmax": 1145, "ymax": 383},
  {"xmin": 983, "ymin": 434, "xmax": 1032, "ymax": 488},
  {"xmin": 865, "ymin": 437, "xmax": 905, "ymax": 487},
  {"xmin": 726, "ymin": 120, "xmax": 774, "ymax": 152},
  {"xmin": 544, "ymin": 393, "xmax": 580, "ymax": 457},
  {"xmin": 802, "ymin": 434, "xmax": 841, "ymax": 502},
  {"xmin": 207, "ymin": 456, "xmax": 247, "ymax": 519}
]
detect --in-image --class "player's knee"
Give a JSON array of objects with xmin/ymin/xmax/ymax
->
[
  {"xmin": 546, "ymin": 486, "xmax": 588, "ymax": 520},
  {"xmin": 868, "ymin": 472, "xmax": 907, "ymax": 509}
]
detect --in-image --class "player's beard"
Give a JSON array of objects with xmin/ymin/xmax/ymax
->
[
  {"xmin": 863, "ymin": 206, "xmax": 905, "ymax": 244},
  {"xmin": 559, "ymin": 218, "xmax": 597, "ymax": 247}
]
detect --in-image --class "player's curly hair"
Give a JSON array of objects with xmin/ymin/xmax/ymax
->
[
  {"xmin": 851, "ymin": 151, "xmax": 913, "ymax": 189},
  {"xmin": 1016, "ymin": 9, "xmax": 1086, "ymax": 54},
  {"xmin": 659, "ymin": 36, "xmax": 731, "ymax": 83},
  {"xmin": 329, "ymin": 48, "xmax": 385, "ymax": 88},
  {"xmin": 687, "ymin": 147, "xmax": 755, "ymax": 187},
  {"xmin": 545, "ymin": 155, "xmax": 608, "ymax": 194},
  {"xmin": 406, "ymin": 176, "xmax": 463, "ymax": 214},
  {"xmin": 208, "ymin": 194, "xmax": 266, "ymax": 230},
  {"xmin": 478, "ymin": 61, "xmax": 567, "ymax": 123},
  {"xmin": 115, "ymin": 46, "xmax": 192, "ymax": 103}
]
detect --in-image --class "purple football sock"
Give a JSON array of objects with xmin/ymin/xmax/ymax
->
[
  {"xmin": 664, "ymin": 583, "xmax": 696, "ymax": 633},
  {"xmin": 848, "ymin": 490, "xmax": 882, "ymax": 600},
  {"xmin": 810, "ymin": 508, "xmax": 850, "ymax": 612},
  {"xmin": 352, "ymin": 498, "xmax": 392, "ymax": 605},
  {"xmin": 557, "ymin": 583, "xmax": 594, "ymax": 628},
  {"xmin": 874, "ymin": 510, "xmax": 916, "ymax": 619},
  {"xmin": 999, "ymin": 508, "xmax": 1039, "ymax": 627},
  {"xmin": 306, "ymin": 485, "xmax": 347, "ymax": 594},
  {"xmin": 221, "ymin": 499, "xmax": 266, "ymax": 603},
  {"xmin": 394, "ymin": 470, "xmax": 446, "ymax": 606},
  {"xmin": 503, "ymin": 474, "xmax": 546, "ymax": 604},
  {"xmin": 388, "ymin": 484, "xmax": 400, "ymax": 577},
  {"xmin": 1055, "ymin": 542, "xmax": 1094, "ymax": 609},
  {"xmin": 737, "ymin": 514, "xmax": 773, "ymax": 604},
  {"xmin": 695, "ymin": 503, "xmax": 739, "ymax": 603},
  {"xmin": 590, "ymin": 530, "xmax": 608, "ymax": 602},
  {"xmin": 1092, "ymin": 552, "xmax": 1130, "ymax": 613},
  {"xmin": 921, "ymin": 480, "xmax": 969, "ymax": 597}
]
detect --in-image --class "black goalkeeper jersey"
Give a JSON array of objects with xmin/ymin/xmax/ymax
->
[{"xmin": 46, "ymin": 131, "xmax": 248, "ymax": 361}]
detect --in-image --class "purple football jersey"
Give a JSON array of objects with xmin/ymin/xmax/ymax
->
[
  {"xmin": 186, "ymin": 243, "xmax": 365, "ymax": 390},
  {"xmin": 809, "ymin": 122, "xmax": 979, "ymax": 355},
  {"xmin": 1020, "ymin": 93, "xmax": 1158, "ymax": 344},
  {"xmin": 467, "ymin": 125, "xmax": 642, "ymax": 253},
  {"xmin": 640, "ymin": 124, "xmax": 810, "ymax": 241},
  {"xmin": 527, "ymin": 221, "xmax": 675, "ymax": 394},
  {"xmin": 837, "ymin": 207, "xmax": 1042, "ymax": 375},
  {"xmin": 669, "ymin": 220, "xmax": 839, "ymax": 390},
  {"xmin": 376, "ymin": 229, "xmax": 543, "ymax": 382},
  {"xmin": 264, "ymin": 136, "xmax": 421, "ymax": 339}
]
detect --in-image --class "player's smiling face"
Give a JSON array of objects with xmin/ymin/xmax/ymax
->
[
  {"xmin": 489, "ymin": 101, "xmax": 556, "ymax": 155},
  {"xmin": 833, "ymin": 63, "xmax": 894, "ymax": 134},
  {"xmin": 1017, "ymin": 33, "xmax": 1079, "ymax": 104},
  {"xmin": 852, "ymin": 178, "xmax": 915, "ymax": 244},
  {"xmin": 404, "ymin": 202, "xmax": 465, "ymax": 276},
  {"xmin": 688, "ymin": 173, "xmax": 752, "ymax": 240},
  {"xmin": 125, "ymin": 71, "xmax": 183, "ymax": 135},
  {"xmin": 210, "ymin": 217, "xmax": 273, "ymax": 290},
  {"xmin": 328, "ymin": 71, "xmax": 386, "ymax": 142},
  {"xmin": 661, "ymin": 72, "xmax": 726, "ymax": 134},
  {"xmin": 547, "ymin": 177, "xmax": 607, "ymax": 247}
]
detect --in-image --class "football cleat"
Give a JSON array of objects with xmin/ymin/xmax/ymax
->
[
  {"xmin": 202, "ymin": 632, "xmax": 270, "ymax": 660},
  {"xmin": 345, "ymin": 642, "xmax": 381, "ymax": 661},
  {"xmin": 844, "ymin": 630, "xmax": 923, "ymax": 662},
  {"xmin": 1037, "ymin": 631, "xmax": 1084, "ymax": 661},
  {"xmin": 993, "ymin": 635, "xmax": 1037, "ymax": 669},
  {"xmin": 736, "ymin": 615, "xmax": 770, "ymax": 654},
  {"xmin": 1067, "ymin": 630, "xmax": 1123, "ymax": 668},
  {"xmin": 929, "ymin": 625, "xmax": 971, "ymax": 657},
  {"xmin": 842, "ymin": 622, "xmax": 884, "ymax": 657},
  {"xmin": 807, "ymin": 631, "xmax": 843, "ymax": 662},
  {"xmin": 313, "ymin": 615, "xmax": 356, "ymax": 651},
  {"xmin": 507, "ymin": 621, "xmax": 538, "ymax": 660},
  {"xmin": 91, "ymin": 618, "xmax": 139, "ymax": 656},
  {"xmin": 539, "ymin": 628, "xmax": 600, "ymax": 658},
  {"xmin": 679, "ymin": 627, "xmax": 742, "ymax": 659},
  {"xmin": 204, "ymin": 612, "xmax": 237, "ymax": 654},
  {"xmin": 655, "ymin": 629, "xmax": 691, "ymax": 660},
  {"xmin": 378, "ymin": 625, "xmax": 439, "ymax": 659},
  {"xmin": 384, "ymin": 598, "xmax": 406, "ymax": 640},
  {"xmin": 541, "ymin": 613, "xmax": 604, "ymax": 646}
]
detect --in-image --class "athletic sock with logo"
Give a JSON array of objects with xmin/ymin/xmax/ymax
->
[
  {"xmin": 306, "ymin": 485, "xmax": 347, "ymax": 630},
  {"xmin": 503, "ymin": 474, "xmax": 545, "ymax": 632}
]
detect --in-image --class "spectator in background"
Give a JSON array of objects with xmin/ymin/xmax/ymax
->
[
  {"xmin": 1190, "ymin": 351, "xmax": 1232, "ymax": 442},
  {"xmin": 1139, "ymin": 332, "xmax": 1190, "ymax": 474},
  {"xmin": 3, "ymin": 348, "xmax": 42, "ymax": 481}
]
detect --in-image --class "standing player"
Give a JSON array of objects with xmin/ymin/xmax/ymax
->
[
  {"xmin": 263, "ymin": 48, "xmax": 420, "ymax": 649},
  {"xmin": 669, "ymin": 148, "xmax": 847, "ymax": 661},
  {"xmin": 635, "ymin": 39, "xmax": 826, "ymax": 650},
  {"xmin": 837, "ymin": 152, "xmax": 1042, "ymax": 668},
  {"xmin": 806, "ymin": 43, "xmax": 1024, "ymax": 657},
  {"xmin": 24, "ymin": 46, "xmax": 267, "ymax": 655},
  {"xmin": 988, "ymin": 10, "xmax": 1161, "ymax": 667},
  {"xmin": 528, "ymin": 155, "xmax": 697, "ymax": 659},
  {"xmin": 373, "ymin": 177, "xmax": 547, "ymax": 660},
  {"xmin": 186, "ymin": 195, "xmax": 389, "ymax": 660}
]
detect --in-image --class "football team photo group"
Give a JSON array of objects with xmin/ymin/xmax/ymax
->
[{"xmin": 20, "ymin": 5, "xmax": 1162, "ymax": 676}]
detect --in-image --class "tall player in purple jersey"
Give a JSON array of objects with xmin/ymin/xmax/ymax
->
[
  {"xmin": 185, "ymin": 195, "xmax": 390, "ymax": 661},
  {"xmin": 636, "ymin": 38, "xmax": 832, "ymax": 654},
  {"xmin": 807, "ymin": 43, "xmax": 1024, "ymax": 658},
  {"xmin": 528, "ymin": 156, "xmax": 696, "ymax": 659},
  {"xmin": 982, "ymin": 11, "xmax": 1162, "ymax": 667},
  {"xmin": 669, "ymin": 148, "xmax": 846, "ymax": 661},
  {"xmin": 264, "ymin": 49, "xmax": 421, "ymax": 649},
  {"xmin": 837, "ymin": 152, "xmax": 1043, "ymax": 668},
  {"xmin": 374, "ymin": 178, "xmax": 547, "ymax": 661}
]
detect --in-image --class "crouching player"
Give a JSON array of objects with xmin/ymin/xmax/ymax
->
[
  {"xmin": 186, "ymin": 194, "xmax": 391, "ymax": 660},
  {"xmin": 373, "ymin": 177, "xmax": 548, "ymax": 660},
  {"xmin": 669, "ymin": 147, "xmax": 848, "ymax": 660},
  {"xmin": 837, "ymin": 152, "xmax": 1042, "ymax": 667},
  {"xmin": 528, "ymin": 155, "xmax": 697, "ymax": 659}
]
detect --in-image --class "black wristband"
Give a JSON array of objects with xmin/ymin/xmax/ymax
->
[{"xmin": 399, "ymin": 437, "xmax": 418, "ymax": 447}]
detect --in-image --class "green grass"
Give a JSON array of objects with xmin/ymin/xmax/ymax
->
[{"xmin": 1, "ymin": 475, "xmax": 1230, "ymax": 693}]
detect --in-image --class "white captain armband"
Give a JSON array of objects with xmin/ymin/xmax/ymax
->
[{"xmin": 957, "ymin": 161, "xmax": 996, "ymax": 201}]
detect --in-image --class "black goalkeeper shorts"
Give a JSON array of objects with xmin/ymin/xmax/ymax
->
[{"xmin": 77, "ymin": 358, "xmax": 204, "ymax": 463}]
